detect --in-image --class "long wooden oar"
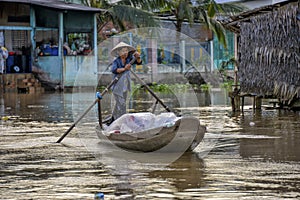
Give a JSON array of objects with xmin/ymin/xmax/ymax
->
[
  {"xmin": 56, "ymin": 98, "xmax": 99, "ymax": 143},
  {"xmin": 56, "ymin": 57, "xmax": 137, "ymax": 143},
  {"xmin": 130, "ymin": 69, "xmax": 171, "ymax": 112},
  {"xmin": 56, "ymin": 77, "xmax": 119, "ymax": 143}
]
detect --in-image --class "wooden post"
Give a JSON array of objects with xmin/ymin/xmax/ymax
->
[
  {"xmin": 58, "ymin": 12, "xmax": 64, "ymax": 89},
  {"xmin": 232, "ymin": 34, "xmax": 241, "ymax": 112},
  {"xmin": 30, "ymin": 7, "xmax": 36, "ymax": 73},
  {"xmin": 255, "ymin": 96, "xmax": 262, "ymax": 109},
  {"xmin": 230, "ymin": 87, "xmax": 240, "ymax": 112},
  {"xmin": 148, "ymin": 38, "xmax": 157, "ymax": 82},
  {"xmin": 231, "ymin": 95, "xmax": 235, "ymax": 112},
  {"xmin": 252, "ymin": 96, "xmax": 256, "ymax": 109},
  {"xmin": 234, "ymin": 95, "xmax": 240, "ymax": 111},
  {"xmin": 0, "ymin": 74, "xmax": 5, "ymax": 93},
  {"xmin": 241, "ymin": 96, "xmax": 244, "ymax": 112}
]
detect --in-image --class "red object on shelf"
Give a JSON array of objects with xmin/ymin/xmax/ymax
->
[{"xmin": 8, "ymin": 52, "xmax": 15, "ymax": 56}]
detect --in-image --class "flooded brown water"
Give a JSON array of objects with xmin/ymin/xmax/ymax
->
[{"xmin": 0, "ymin": 90, "xmax": 300, "ymax": 199}]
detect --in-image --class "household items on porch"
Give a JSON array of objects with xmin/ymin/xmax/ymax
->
[
  {"xmin": 35, "ymin": 39, "xmax": 91, "ymax": 56},
  {"xmin": 6, "ymin": 48, "xmax": 31, "ymax": 73},
  {"xmin": 70, "ymin": 37, "xmax": 91, "ymax": 55},
  {"xmin": 36, "ymin": 44, "xmax": 59, "ymax": 56},
  {"xmin": 35, "ymin": 39, "xmax": 61, "ymax": 56}
]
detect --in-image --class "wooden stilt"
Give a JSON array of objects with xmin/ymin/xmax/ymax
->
[
  {"xmin": 255, "ymin": 96, "xmax": 262, "ymax": 109},
  {"xmin": 231, "ymin": 95, "xmax": 235, "ymax": 112},
  {"xmin": 0, "ymin": 74, "xmax": 4, "ymax": 93},
  {"xmin": 252, "ymin": 96, "xmax": 256, "ymax": 109},
  {"xmin": 229, "ymin": 87, "xmax": 240, "ymax": 112},
  {"xmin": 241, "ymin": 96, "xmax": 244, "ymax": 112},
  {"xmin": 234, "ymin": 95, "xmax": 240, "ymax": 111}
]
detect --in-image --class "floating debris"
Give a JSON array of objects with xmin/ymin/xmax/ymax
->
[
  {"xmin": 1, "ymin": 116, "xmax": 9, "ymax": 121},
  {"xmin": 27, "ymin": 105, "xmax": 48, "ymax": 108}
]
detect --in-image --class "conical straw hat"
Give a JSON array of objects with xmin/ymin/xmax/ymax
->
[{"xmin": 110, "ymin": 42, "xmax": 136, "ymax": 57}]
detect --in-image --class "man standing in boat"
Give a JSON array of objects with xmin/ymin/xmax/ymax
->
[{"xmin": 110, "ymin": 42, "xmax": 142, "ymax": 123}]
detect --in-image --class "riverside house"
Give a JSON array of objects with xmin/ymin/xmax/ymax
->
[{"xmin": 0, "ymin": 0, "xmax": 102, "ymax": 92}]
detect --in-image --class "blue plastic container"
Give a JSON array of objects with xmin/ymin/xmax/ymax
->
[
  {"xmin": 43, "ymin": 46, "xmax": 52, "ymax": 56},
  {"xmin": 52, "ymin": 47, "xmax": 58, "ymax": 56},
  {"xmin": 6, "ymin": 56, "xmax": 14, "ymax": 73}
]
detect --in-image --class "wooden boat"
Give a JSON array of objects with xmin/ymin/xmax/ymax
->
[
  {"xmin": 96, "ymin": 116, "xmax": 206, "ymax": 152},
  {"xmin": 56, "ymin": 57, "xmax": 206, "ymax": 146}
]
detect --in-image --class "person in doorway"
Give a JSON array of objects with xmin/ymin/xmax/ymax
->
[
  {"xmin": 0, "ymin": 46, "xmax": 8, "ymax": 74},
  {"xmin": 109, "ymin": 42, "xmax": 142, "ymax": 123}
]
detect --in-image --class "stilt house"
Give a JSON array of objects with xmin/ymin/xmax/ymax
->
[{"xmin": 222, "ymin": 0, "xmax": 299, "ymax": 107}]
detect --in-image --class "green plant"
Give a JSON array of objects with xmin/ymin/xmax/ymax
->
[
  {"xmin": 200, "ymin": 83, "xmax": 211, "ymax": 91},
  {"xmin": 220, "ymin": 80, "xmax": 234, "ymax": 91},
  {"xmin": 132, "ymin": 82, "xmax": 194, "ymax": 94}
]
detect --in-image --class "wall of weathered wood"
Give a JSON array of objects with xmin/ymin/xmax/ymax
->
[{"xmin": 238, "ymin": 2, "xmax": 300, "ymax": 105}]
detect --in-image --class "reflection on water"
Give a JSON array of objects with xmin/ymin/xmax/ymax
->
[
  {"xmin": 238, "ymin": 109, "xmax": 300, "ymax": 161},
  {"xmin": 148, "ymin": 152, "xmax": 205, "ymax": 191},
  {"xmin": 0, "ymin": 90, "xmax": 300, "ymax": 199},
  {"xmin": 0, "ymin": 93, "xmax": 73, "ymax": 123}
]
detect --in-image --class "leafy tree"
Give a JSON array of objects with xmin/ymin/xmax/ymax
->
[
  {"xmin": 158, "ymin": 0, "xmax": 245, "ymax": 48},
  {"xmin": 82, "ymin": 0, "xmax": 164, "ymax": 40},
  {"xmin": 82, "ymin": 0, "xmax": 245, "ymax": 47}
]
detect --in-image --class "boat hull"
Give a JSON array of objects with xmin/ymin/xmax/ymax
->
[{"xmin": 96, "ymin": 117, "xmax": 206, "ymax": 152}]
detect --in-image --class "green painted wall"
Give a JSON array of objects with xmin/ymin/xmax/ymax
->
[{"xmin": 213, "ymin": 30, "xmax": 235, "ymax": 70}]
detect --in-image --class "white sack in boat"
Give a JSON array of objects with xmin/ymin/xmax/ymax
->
[{"xmin": 104, "ymin": 112, "xmax": 178, "ymax": 134}]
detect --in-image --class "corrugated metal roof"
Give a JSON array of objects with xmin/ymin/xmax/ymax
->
[{"xmin": 0, "ymin": 0, "xmax": 105, "ymax": 12}]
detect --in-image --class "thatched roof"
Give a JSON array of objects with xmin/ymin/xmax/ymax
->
[
  {"xmin": 235, "ymin": 1, "xmax": 300, "ymax": 105},
  {"xmin": 220, "ymin": 0, "xmax": 299, "ymax": 34}
]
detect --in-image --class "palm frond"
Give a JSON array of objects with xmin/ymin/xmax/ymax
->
[
  {"xmin": 207, "ymin": 1, "xmax": 216, "ymax": 18},
  {"xmin": 115, "ymin": 0, "xmax": 171, "ymax": 11},
  {"xmin": 109, "ymin": 5, "xmax": 160, "ymax": 29},
  {"xmin": 177, "ymin": 0, "xmax": 194, "ymax": 24},
  {"xmin": 208, "ymin": 18, "xmax": 227, "ymax": 48}
]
